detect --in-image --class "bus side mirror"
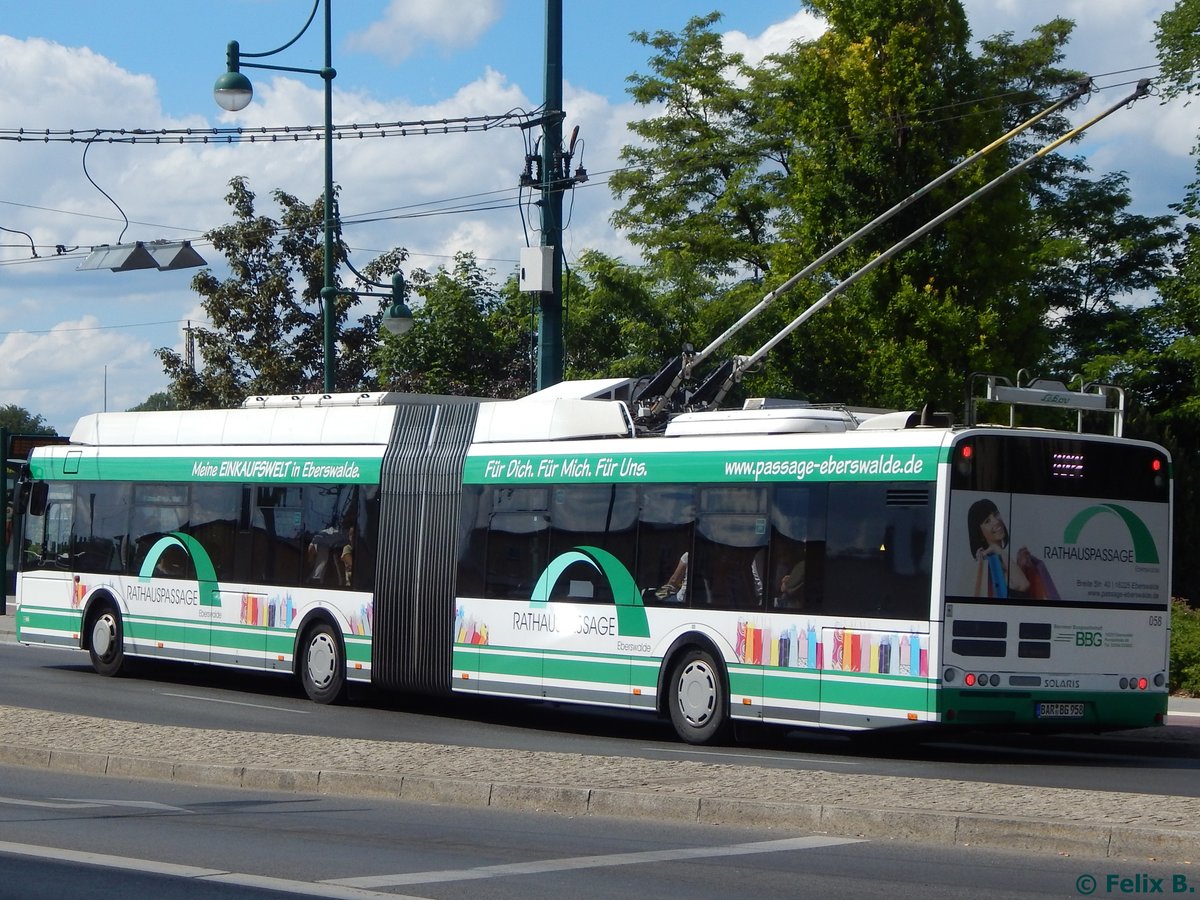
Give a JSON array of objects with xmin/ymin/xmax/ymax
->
[{"xmin": 28, "ymin": 482, "xmax": 47, "ymax": 517}]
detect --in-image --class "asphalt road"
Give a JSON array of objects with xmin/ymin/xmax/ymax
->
[{"xmin": 2, "ymin": 764, "xmax": 1196, "ymax": 900}]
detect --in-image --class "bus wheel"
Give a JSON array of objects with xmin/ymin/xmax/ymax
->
[
  {"xmin": 300, "ymin": 622, "xmax": 346, "ymax": 704},
  {"xmin": 88, "ymin": 604, "xmax": 125, "ymax": 677},
  {"xmin": 668, "ymin": 649, "xmax": 729, "ymax": 745}
]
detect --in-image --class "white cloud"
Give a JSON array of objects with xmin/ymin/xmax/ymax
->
[
  {"xmin": 347, "ymin": 0, "xmax": 503, "ymax": 63},
  {"xmin": 723, "ymin": 10, "xmax": 827, "ymax": 67}
]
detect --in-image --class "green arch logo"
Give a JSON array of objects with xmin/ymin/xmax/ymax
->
[
  {"xmin": 138, "ymin": 532, "xmax": 222, "ymax": 607},
  {"xmin": 1063, "ymin": 504, "xmax": 1159, "ymax": 564},
  {"xmin": 531, "ymin": 546, "xmax": 650, "ymax": 638}
]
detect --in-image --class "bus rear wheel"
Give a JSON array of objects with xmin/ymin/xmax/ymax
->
[
  {"xmin": 88, "ymin": 604, "xmax": 125, "ymax": 677},
  {"xmin": 299, "ymin": 621, "xmax": 346, "ymax": 704},
  {"xmin": 668, "ymin": 648, "xmax": 729, "ymax": 745}
]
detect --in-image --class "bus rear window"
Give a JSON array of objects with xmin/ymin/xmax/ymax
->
[{"xmin": 952, "ymin": 435, "xmax": 1168, "ymax": 502}]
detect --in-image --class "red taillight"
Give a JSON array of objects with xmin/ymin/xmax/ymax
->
[
  {"xmin": 1152, "ymin": 458, "xmax": 1162, "ymax": 472},
  {"xmin": 961, "ymin": 445, "xmax": 973, "ymax": 459},
  {"xmin": 1138, "ymin": 677, "xmax": 1148, "ymax": 690},
  {"xmin": 965, "ymin": 673, "xmax": 976, "ymax": 686}
]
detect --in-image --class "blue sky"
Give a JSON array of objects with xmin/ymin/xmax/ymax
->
[{"xmin": 0, "ymin": 1, "xmax": 1194, "ymax": 432}]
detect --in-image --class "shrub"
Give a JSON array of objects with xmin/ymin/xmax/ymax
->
[{"xmin": 1170, "ymin": 597, "xmax": 1200, "ymax": 696}]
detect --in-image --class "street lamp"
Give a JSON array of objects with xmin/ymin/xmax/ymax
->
[{"xmin": 214, "ymin": 0, "xmax": 410, "ymax": 391}]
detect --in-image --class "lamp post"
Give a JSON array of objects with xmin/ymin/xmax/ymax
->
[{"xmin": 214, "ymin": 0, "xmax": 410, "ymax": 391}]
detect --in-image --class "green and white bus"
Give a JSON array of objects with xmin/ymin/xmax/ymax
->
[{"xmin": 14, "ymin": 376, "xmax": 1172, "ymax": 743}]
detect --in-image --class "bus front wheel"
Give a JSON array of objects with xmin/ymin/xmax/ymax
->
[
  {"xmin": 88, "ymin": 604, "xmax": 125, "ymax": 677},
  {"xmin": 299, "ymin": 621, "xmax": 346, "ymax": 704},
  {"xmin": 668, "ymin": 648, "xmax": 729, "ymax": 745}
]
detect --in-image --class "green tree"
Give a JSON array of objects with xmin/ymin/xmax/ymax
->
[
  {"xmin": 158, "ymin": 177, "xmax": 392, "ymax": 409},
  {"xmin": 1030, "ymin": 171, "xmax": 1179, "ymax": 376},
  {"xmin": 0, "ymin": 405, "xmax": 56, "ymax": 436},
  {"xmin": 127, "ymin": 391, "xmax": 177, "ymax": 413},
  {"xmin": 563, "ymin": 251, "xmax": 706, "ymax": 380},
  {"xmin": 610, "ymin": 13, "xmax": 776, "ymax": 280},
  {"xmin": 612, "ymin": 4, "xmax": 1081, "ymax": 411},
  {"xmin": 375, "ymin": 252, "xmax": 525, "ymax": 397}
]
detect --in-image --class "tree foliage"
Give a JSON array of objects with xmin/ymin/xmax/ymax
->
[
  {"xmin": 610, "ymin": 13, "xmax": 775, "ymax": 280},
  {"xmin": 375, "ymin": 252, "xmax": 527, "ymax": 398},
  {"xmin": 127, "ymin": 392, "xmax": 177, "ymax": 413},
  {"xmin": 158, "ymin": 177, "xmax": 390, "ymax": 409},
  {"xmin": 0, "ymin": 405, "xmax": 56, "ymax": 436},
  {"xmin": 609, "ymin": 4, "xmax": 1111, "ymax": 411}
]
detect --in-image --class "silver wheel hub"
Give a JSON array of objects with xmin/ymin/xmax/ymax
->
[
  {"xmin": 677, "ymin": 660, "xmax": 716, "ymax": 727},
  {"xmin": 306, "ymin": 634, "xmax": 336, "ymax": 688},
  {"xmin": 92, "ymin": 615, "xmax": 115, "ymax": 658}
]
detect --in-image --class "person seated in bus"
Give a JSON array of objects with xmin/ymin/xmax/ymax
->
[
  {"xmin": 339, "ymin": 525, "xmax": 355, "ymax": 587},
  {"xmin": 655, "ymin": 551, "xmax": 688, "ymax": 603},
  {"xmin": 775, "ymin": 557, "xmax": 806, "ymax": 609},
  {"xmin": 307, "ymin": 518, "xmax": 355, "ymax": 587}
]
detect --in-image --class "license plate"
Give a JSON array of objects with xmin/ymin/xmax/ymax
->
[{"xmin": 1036, "ymin": 702, "xmax": 1085, "ymax": 719}]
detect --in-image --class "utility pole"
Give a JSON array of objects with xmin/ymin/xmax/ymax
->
[{"xmin": 537, "ymin": 0, "xmax": 564, "ymax": 390}]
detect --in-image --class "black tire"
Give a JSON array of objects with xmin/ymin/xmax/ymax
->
[
  {"xmin": 87, "ymin": 603, "xmax": 125, "ymax": 677},
  {"xmin": 667, "ymin": 648, "xmax": 729, "ymax": 745},
  {"xmin": 299, "ymin": 621, "xmax": 346, "ymax": 704}
]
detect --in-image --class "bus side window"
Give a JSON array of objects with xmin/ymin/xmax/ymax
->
[
  {"xmin": 24, "ymin": 483, "xmax": 73, "ymax": 570},
  {"xmin": 456, "ymin": 485, "xmax": 489, "ymax": 598},
  {"xmin": 485, "ymin": 488, "xmax": 549, "ymax": 601},
  {"xmin": 253, "ymin": 486, "xmax": 305, "ymax": 586},
  {"xmin": 693, "ymin": 486, "xmax": 768, "ymax": 611},
  {"xmin": 637, "ymin": 485, "xmax": 695, "ymax": 606},
  {"xmin": 72, "ymin": 482, "xmax": 131, "ymax": 575},
  {"xmin": 188, "ymin": 483, "xmax": 240, "ymax": 581},
  {"xmin": 548, "ymin": 485, "xmax": 637, "ymax": 603},
  {"xmin": 824, "ymin": 483, "xmax": 932, "ymax": 619},
  {"xmin": 769, "ymin": 485, "xmax": 826, "ymax": 611}
]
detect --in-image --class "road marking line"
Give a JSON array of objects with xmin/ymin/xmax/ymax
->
[
  {"xmin": 0, "ymin": 840, "xmax": 423, "ymax": 900},
  {"xmin": 158, "ymin": 691, "xmax": 310, "ymax": 713},
  {"xmin": 325, "ymin": 835, "xmax": 864, "ymax": 888},
  {"xmin": 51, "ymin": 798, "xmax": 191, "ymax": 813},
  {"xmin": 0, "ymin": 797, "xmax": 98, "ymax": 810},
  {"xmin": 0, "ymin": 796, "xmax": 188, "ymax": 813},
  {"xmin": 651, "ymin": 747, "xmax": 860, "ymax": 765}
]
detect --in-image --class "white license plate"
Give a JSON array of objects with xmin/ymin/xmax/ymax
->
[{"xmin": 1036, "ymin": 702, "xmax": 1085, "ymax": 719}]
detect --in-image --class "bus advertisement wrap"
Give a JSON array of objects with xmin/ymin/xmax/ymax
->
[
  {"xmin": 465, "ymin": 447, "xmax": 941, "ymax": 485},
  {"xmin": 946, "ymin": 491, "xmax": 1168, "ymax": 608}
]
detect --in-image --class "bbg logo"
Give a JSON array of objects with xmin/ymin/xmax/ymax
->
[{"xmin": 1075, "ymin": 631, "xmax": 1103, "ymax": 647}]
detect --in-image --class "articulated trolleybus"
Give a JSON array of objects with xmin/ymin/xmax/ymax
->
[{"xmin": 15, "ymin": 374, "xmax": 1171, "ymax": 743}]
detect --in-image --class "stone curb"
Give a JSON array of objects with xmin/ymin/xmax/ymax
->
[{"xmin": 2, "ymin": 742, "xmax": 1195, "ymax": 864}]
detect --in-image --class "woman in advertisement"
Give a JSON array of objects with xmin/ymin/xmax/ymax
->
[{"xmin": 967, "ymin": 498, "xmax": 1059, "ymax": 600}]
